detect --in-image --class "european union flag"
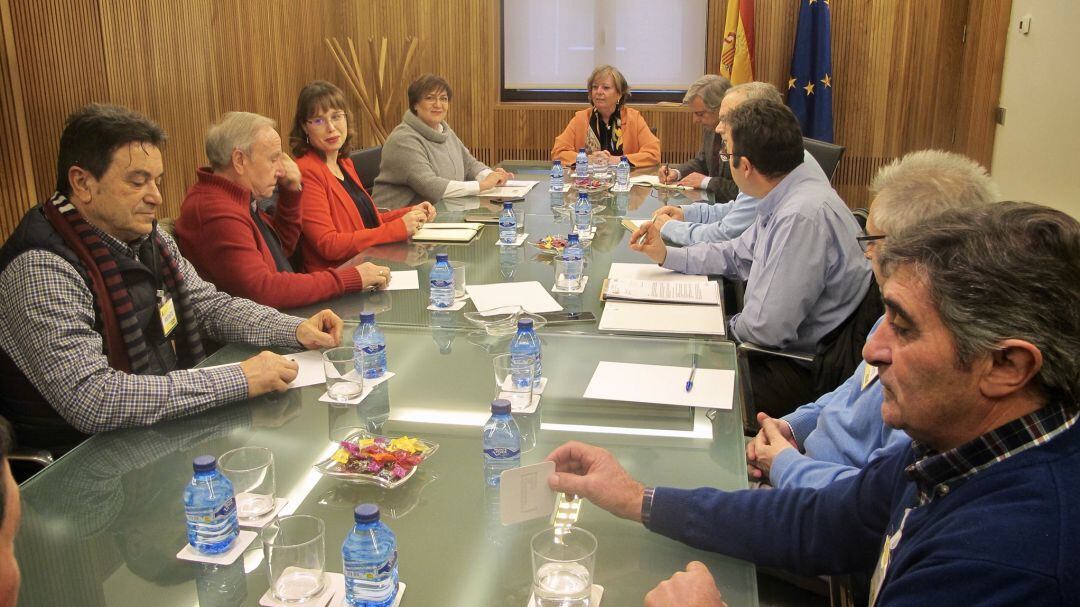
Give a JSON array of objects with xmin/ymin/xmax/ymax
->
[{"xmin": 787, "ymin": 0, "xmax": 833, "ymax": 142}]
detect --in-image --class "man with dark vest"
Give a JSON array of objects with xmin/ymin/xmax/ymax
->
[{"xmin": 0, "ymin": 104, "xmax": 344, "ymax": 454}]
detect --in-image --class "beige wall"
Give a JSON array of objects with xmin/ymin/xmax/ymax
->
[{"xmin": 991, "ymin": 0, "xmax": 1080, "ymax": 218}]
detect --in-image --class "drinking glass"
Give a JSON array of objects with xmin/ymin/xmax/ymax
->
[
  {"xmin": 261, "ymin": 515, "xmax": 326, "ymax": 602},
  {"xmin": 449, "ymin": 261, "xmax": 467, "ymax": 299},
  {"xmin": 554, "ymin": 256, "xmax": 582, "ymax": 292},
  {"xmin": 218, "ymin": 446, "xmax": 275, "ymax": 520},
  {"xmin": 531, "ymin": 526, "xmax": 597, "ymax": 607},
  {"xmin": 492, "ymin": 353, "xmax": 535, "ymax": 410},
  {"xmin": 323, "ymin": 347, "xmax": 363, "ymax": 402}
]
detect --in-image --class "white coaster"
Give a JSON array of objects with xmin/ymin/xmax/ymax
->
[
  {"xmin": 550, "ymin": 184, "xmax": 571, "ymax": 193},
  {"xmin": 237, "ymin": 497, "xmax": 288, "ymax": 529},
  {"xmin": 259, "ymin": 568, "xmax": 334, "ymax": 607},
  {"xmin": 611, "ymin": 184, "xmax": 632, "ymax": 192},
  {"xmin": 576, "ymin": 226, "xmax": 598, "ymax": 240},
  {"xmin": 176, "ymin": 529, "xmax": 257, "ymax": 565},
  {"xmin": 427, "ymin": 299, "xmax": 467, "ymax": 312},
  {"xmin": 319, "ymin": 372, "xmax": 396, "ymax": 405},
  {"xmin": 499, "ymin": 375, "xmax": 548, "ymax": 395},
  {"xmin": 327, "ymin": 573, "xmax": 405, "ymax": 607},
  {"xmin": 528, "ymin": 584, "xmax": 604, "ymax": 606},
  {"xmin": 551, "ymin": 275, "xmax": 589, "ymax": 294},
  {"xmin": 496, "ymin": 233, "xmax": 529, "ymax": 247},
  {"xmin": 499, "ymin": 392, "xmax": 541, "ymax": 414}
]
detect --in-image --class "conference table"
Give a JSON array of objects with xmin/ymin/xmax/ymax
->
[{"xmin": 14, "ymin": 167, "xmax": 758, "ymax": 607}]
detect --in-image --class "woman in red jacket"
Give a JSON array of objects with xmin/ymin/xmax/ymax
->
[{"xmin": 291, "ymin": 81, "xmax": 436, "ymax": 271}]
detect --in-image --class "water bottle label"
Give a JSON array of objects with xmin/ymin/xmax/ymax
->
[
  {"xmin": 500, "ymin": 219, "xmax": 515, "ymax": 228},
  {"xmin": 484, "ymin": 447, "xmax": 521, "ymax": 459},
  {"xmin": 430, "ymin": 279, "xmax": 452, "ymax": 288},
  {"xmin": 344, "ymin": 550, "xmax": 398, "ymax": 580},
  {"xmin": 362, "ymin": 344, "xmax": 385, "ymax": 355}
]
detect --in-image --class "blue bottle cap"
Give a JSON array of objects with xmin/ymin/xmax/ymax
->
[
  {"xmin": 567, "ymin": 233, "xmax": 579, "ymax": 243},
  {"xmin": 355, "ymin": 503, "xmax": 381, "ymax": 524},
  {"xmin": 517, "ymin": 318, "xmax": 534, "ymax": 330},
  {"xmin": 578, "ymin": 148, "xmax": 585, "ymax": 153},
  {"xmin": 491, "ymin": 399, "xmax": 512, "ymax": 414},
  {"xmin": 504, "ymin": 202, "xmax": 514, "ymax": 209},
  {"xmin": 621, "ymin": 156, "xmax": 629, "ymax": 162},
  {"xmin": 436, "ymin": 253, "xmax": 449, "ymax": 262},
  {"xmin": 193, "ymin": 455, "xmax": 217, "ymax": 472},
  {"xmin": 360, "ymin": 312, "xmax": 375, "ymax": 323},
  {"xmin": 578, "ymin": 192, "xmax": 588, "ymax": 200},
  {"xmin": 553, "ymin": 160, "xmax": 562, "ymax": 165}
]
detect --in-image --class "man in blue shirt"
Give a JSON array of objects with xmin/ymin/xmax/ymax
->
[
  {"xmin": 652, "ymin": 82, "xmax": 829, "ymax": 247},
  {"xmin": 553, "ymin": 202, "xmax": 1080, "ymax": 607},
  {"xmin": 632, "ymin": 99, "xmax": 872, "ymax": 414},
  {"xmin": 749, "ymin": 150, "xmax": 998, "ymax": 489}
]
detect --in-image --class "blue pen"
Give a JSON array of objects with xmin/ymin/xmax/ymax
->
[{"xmin": 685, "ymin": 354, "xmax": 698, "ymax": 392}]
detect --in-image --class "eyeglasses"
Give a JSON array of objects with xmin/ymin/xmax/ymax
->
[
  {"xmin": 422, "ymin": 94, "xmax": 450, "ymax": 104},
  {"xmin": 857, "ymin": 234, "xmax": 886, "ymax": 253},
  {"xmin": 718, "ymin": 150, "xmax": 743, "ymax": 163},
  {"xmin": 305, "ymin": 112, "xmax": 347, "ymax": 129}
]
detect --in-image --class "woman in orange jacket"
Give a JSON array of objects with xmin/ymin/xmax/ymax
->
[
  {"xmin": 291, "ymin": 81, "xmax": 436, "ymax": 272},
  {"xmin": 551, "ymin": 65, "xmax": 661, "ymax": 168}
]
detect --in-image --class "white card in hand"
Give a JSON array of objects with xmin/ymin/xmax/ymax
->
[{"xmin": 500, "ymin": 461, "xmax": 556, "ymax": 525}]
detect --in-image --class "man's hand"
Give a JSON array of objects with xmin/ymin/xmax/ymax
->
[
  {"xmin": 479, "ymin": 173, "xmax": 502, "ymax": 191},
  {"xmin": 629, "ymin": 221, "xmax": 668, "ymax": 265},
  {"xmin": 414, "ymin": 201, "xmax": 438, "ymax": 221},
  {"xmin": 402, "ymin": 209, "xmax": 426, "ymax": 235},
  {"xmin": 677, "ymin": 172, "xmax": 707, "ymax": 189},
  {"xmin": 278, "ymin": 154, "xmax": 302, "ymax": 192},
  {"xmin": 746, "ymin": 413, "xmax": 799, "ymax": 480},
  {"xmin": 295, "ymin": 309, "xmax": 343, "ymax": 349},
  {"xmin": 653, "ymin": 205, "xmax": 685, "ymax": 221},
  {"xmin": 659, "ymin": 165, "xmax": 680, "ymax": 185},
  {"xmin": 356, "ymin": 262, "xmax": 391, "ymax": 291},
  {"xmin": 644, "ymin": 562, "xmax": 728, "ymax": 607},
  {"xmin": 545, "ymin": 441, "xmax": 645, "ymax": 522},
  {"xmin": 240, "ymin": 351, "xmax": 299, "ymax": 397}
]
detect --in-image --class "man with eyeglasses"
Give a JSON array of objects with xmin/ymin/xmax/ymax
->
[
  {"xmin": 632, "ymin": 98, "xmax": 872, "ymax": 415},
  {"xmin": 652, "ymin": 82, "xmax": 829, "ymax": 246},
  {"xmin": 747, "ymin": 150, "xmax": 998, "ymax": 491},
  {"xmin": 0, "ymin": 105, "xmax": 344, "ymax": 455}
]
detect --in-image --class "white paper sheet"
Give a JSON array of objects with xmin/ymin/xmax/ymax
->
[
  {"xmin": 466, "ymin": 281, "xmax": 563, "ymax": 316},
  {"xmin": 386, "ymin": 270, "xmax": 419, "ymax": 291},
  {"xmin": 598, "ymin": 301, "xmax": 726, "ymax": 336},
  {"xmin": 608, "ymin": 262, "xmax": 707, "ymax": 283},
  {"xmin": 412, "ymin": 227, "xmax": 481, "ymax": 242},
  {"xmin": 629, "ymin": 175, "xmax": 660, "ymax": 186},
  {"xmin": 283, "ymin": 350, "xmax": 327, "ymax": 388},
  {"xmin": 477, "ymin": 181, "xmax": 538, "ymax": 198},
  {"xmin": 603, "ymin": 279, "xmax": 720, "ymax": 305},
  {"xmin": 583, "ymin": 361, "xmax": 734, "ymax": 409}
]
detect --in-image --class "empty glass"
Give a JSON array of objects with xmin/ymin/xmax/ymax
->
[
  {"xmin": 531, "ymin": 526, "xmax": 597, "ymax": 607},
  {"xmin": 218, "ymin": 446, "xmax": 275, "ymax": 520},
  {"xmin": 261, "ymin": 515, "xmax": 326, "ymax": 603},
  {"xmin": 449, "ymin": 261, "xmax": 467, "ymax": 300},
  {"xmin": 323, "ymin": 347, "xmax": 363, "ymax": 402},
  {"xmin": 492, "ymin": 353, "xmax": 535, "ymax": 410}
]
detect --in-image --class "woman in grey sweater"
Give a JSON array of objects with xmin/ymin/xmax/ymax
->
[{"xmin": 373, "ymin": 74, "xmax": 513, "ymax": 209}]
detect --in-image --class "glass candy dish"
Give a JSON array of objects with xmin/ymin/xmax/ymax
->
[
  {"xmin": 464, "ymin": 306, "xmax": 548, "ymax": 336},
  {"xmin": 313, "ymin": 430, "xmax": 439, "ymax": 489}
]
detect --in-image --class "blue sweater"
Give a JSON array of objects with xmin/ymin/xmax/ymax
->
[
  {"xmin": 773, "ymin": 318, "xmax": 910, "ymax": 489},
  {"xmin": 646, "ymin": 423, "xmax": 1080, "ymax": 605}
]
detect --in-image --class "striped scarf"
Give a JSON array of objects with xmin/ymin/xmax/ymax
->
[{"xmin": 42, "ymin": 192, "xmax": 205, "ymax": 373}]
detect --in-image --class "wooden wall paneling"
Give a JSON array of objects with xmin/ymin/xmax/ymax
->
[
  {"xmin": 10, "ymin": 0, "xmax": 110, "ymax": 208},
  {"xmin": 954, "ymin": 0, "xmax": 1012, "ymax": 170},
  {"xmin": 0, "ymin": 0, "xmax": 36, "ymax": 240}
]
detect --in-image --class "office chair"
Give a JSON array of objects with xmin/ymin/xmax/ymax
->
[
  {"xmin": 803, "ymin": 137, "xmax": 845, "ymax": 182},
  {"xmin": 350, "ymin": 145, "xmax": 384, "ymax": 191}
]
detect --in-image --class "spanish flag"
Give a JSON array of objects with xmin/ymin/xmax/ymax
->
[{"xmin": 719, "ymin": 0, "xmax": 755, "ymax": 84}]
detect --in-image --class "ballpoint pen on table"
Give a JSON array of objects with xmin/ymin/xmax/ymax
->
[{"xmin": 685, "ymin": 353, "xmax": 698, "ymax": 392}]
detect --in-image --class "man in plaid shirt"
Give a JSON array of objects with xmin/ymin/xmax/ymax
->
[{"xmin": 0, "ymin": 104, "xmax": 343, "ymax": 454}]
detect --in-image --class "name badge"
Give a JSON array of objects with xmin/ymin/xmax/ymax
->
[
  {"xmin": 861, "ymin": 364, "xmax": 880, "ymax": 390},
  {"xmin": 158, "ymin": 290, "xmax": 178, "ymax": 338},
  {"xmin": 868, "ymin": 507, "xmax": 912, "ymax": 606}
]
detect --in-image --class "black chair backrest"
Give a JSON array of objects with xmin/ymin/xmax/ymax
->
[
  {"xmin": 803, "ymin": 137, "xmax": 845, "ymax": 182},
  {"xmin": 349, "ymin": 146, "xmax": 383, "ymax": 191}
]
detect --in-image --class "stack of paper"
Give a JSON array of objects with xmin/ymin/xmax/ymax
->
[
  {"xmin": 477, "ymin": 180, "xmax": 540, "ymax": 198},
  {"xmin": 621, "ymin": 218, "xmax": 648, "ymax": 232},
  {"xmin": 598, "ymin": 264, "xmax": 724, "ymax": 335},
  {"xmin": 602, "ymin": 278, "xmax": 721, "ymax": 305},
  {"xmin": 412, "ymin": 222, "xmax": 483, "ymax": 242}
]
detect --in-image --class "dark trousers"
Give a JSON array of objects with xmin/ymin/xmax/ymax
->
[{"xmin": 747, "ymin": 356, "xmax": 822, "ymax": 422}]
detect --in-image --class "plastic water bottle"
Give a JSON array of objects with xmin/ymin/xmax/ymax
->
[
  {"xmin": 499, "ymin": 201, "xmax": 517, "ymax": 244},
  {"xmin": 550, "ymin": 160, "xmax": 564, "ymax": 192},
  {"xmin": 183, "ymin": 455, "xmax": 239, "ymax": 555},
  {"xmin": 575, "ymin": 148, "xmax": 589, "ymax": 185},
  {"xmin": 429, "ymin": 253, "xmax": 454, "ymax": 308},
  {"xmin": 573, "ymin": 192, "xmax": 592, "ymax": 236},
  {"xmin": 354, "ymin": 313, "xmax": 386, "ymax": 379},
  {"xmin": 510, "ymin": 318, "xmax": 542, "ymax": 389},
  {"xmin": 557, "ymin": 232, "xmax": 584, "ymax": 290},
  {"xmin": 343, "ymin": 504, "xmax": 398, "ymax": 607},
  {"xmin": 483, "ymin": 399, "xmax": 521, "ymax": 486},
  {"xmin": 616, "ymin": 155, "xmax": 630, "ymax": 189}
]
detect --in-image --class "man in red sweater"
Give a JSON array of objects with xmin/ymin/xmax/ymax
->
[{"xmin": 176, "ymin": 111, "xmax": 389, "ymax": 309}]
